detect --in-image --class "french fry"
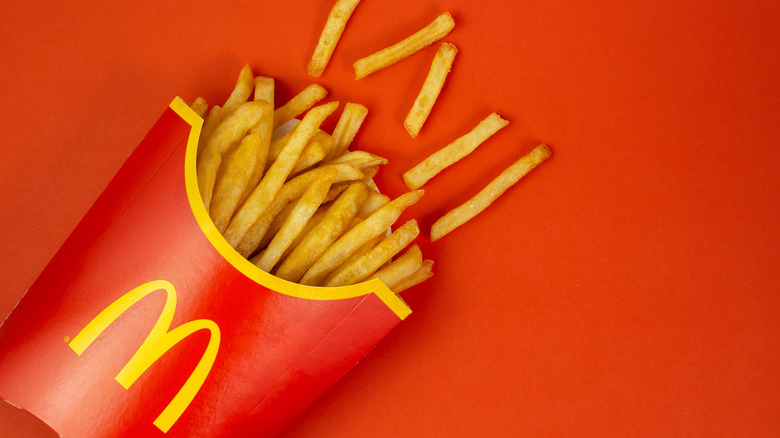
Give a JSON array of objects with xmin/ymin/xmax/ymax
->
[
  {"xmin": 404, "ymin": 42, "xmax": 458, "ymax": 138},
  {"xmin": 308, "ymin": 0, "xmax": 363, "ymax": 77},
  {"xmin": 324, "ymin": 219, "xmax": 419, "ymax": 287},
  {"xmin": 190, "ymin": 97, "xmax": 208, "ymax": 118},
  {"xmin": 276, "ymin": 208, "xmax": 328, "ymax": 266},
  {"xmin": 392, "ymin": 259, "xmax": 434, "ymax": 293},
  {"xmin": 233, "ymin": 163, "xmax": 363, "ymax": 257},
  {"xmin": 237, "ymin": 102, "xmax": 274, "ymax": 207},
  {"xmin": 197, "ymin": 102, "xmax": 267, "ymax": 210},
  {"xmin": 312, "ymin": 130, "xmax": 336, "ymax": 158},
  {"xmin": 327, "ymin": 103, "xmax": 368, "ymax": 160},
  {"xmin": 360, "ymin": 165, "xmax": 380, "ymax": 180},
  {"xmin": 329, "ymin": 150, "xmax": 387, "ymax": 169},
  {"xmin": 255, "ymin": 168, "xmax": 338, "ymax": 271},
  {"xmin": 275, "ymin": 182, "xmax": 369, "ymax": 282},
  {"xmin": 224, "ymin": 102, "xmax": 339, "ymax": 247},
  {"xmin": 353, "ymin": 12, "xmax": 455, "ymax": 80},
  {"xmin": 300, "ymin": 190, "xmax": 424, "ymax": 286},
  {"xmin": 254, "ymin": 76, "xmax": 274, "ymax": 105},
  {"xmin": 431, "ymin": 144, "xmax": 551, "ymax": 241},
  {"xmin": 274, "ymin": 84, "xmax": 328, "ymax": 130},
  {"xmin": 356, "ymin": 191, "xmax": 390, "ymax": 219},
  {"xmin": 369, "ymin": 245, "xmax": 423, "ymax": 290},
  {"xmin": 222, "ymin": 64, "xmax": 254, "ymax": 115},
  {"xmin": 197, "ymin": 105, "xmax": 222, "ymax": 161},
  {"xmin": 209, "ymin": 132, "xmax": 262, "ymax": 233},
  {"xmin": 403, "ymin": 112, "xmax": 509, "ymax": 190},
  {"xmin": 289, "ymin": 139, "xmax": 326, "ymax": 176}
]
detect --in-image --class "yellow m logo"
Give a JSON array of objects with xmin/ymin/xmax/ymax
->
[{"xmin": 68, "ymin": 280, "xmax": 220, "ymax": 433}]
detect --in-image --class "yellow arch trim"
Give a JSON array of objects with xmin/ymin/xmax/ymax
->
[{"xmin": 170, "ymin": 97, "xmax": 410, "ymax": 320}]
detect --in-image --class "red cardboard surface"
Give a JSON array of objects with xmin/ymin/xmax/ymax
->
[{"xmin": 1, "ymin": 0, "xmax": 779, "ymax": 437}]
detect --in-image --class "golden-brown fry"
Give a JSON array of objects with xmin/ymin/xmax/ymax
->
[
  {"xmin": 300, "ymin": 190, "xmax": 424, "ymax": 285},
  {"xmin": 369, "ymin": 245, "xmax": 423, "ymax": 290},
  {"xmin": 324, "ymin": 219, "xmax": 419, "ymax": 287},
  {"xmin": 353, "ymin": 12, "xmax": 455, "ymax": 80},
  {"xmin": 360, "ymin": 165, "xmax": 380, "ymax": 180},
  {"xmin": 237, "ymin": 102, "xmax": 274, "ymax": 207},
  {"xmin": 190, "ymin": 97, "xmax": 208, "ymax": 118},
  {"xmin": 254, "ymin": 76, "xmax": 274, "ymax": 105},
  {"xmin": 224, "ymin": 102, "xmax": 339, "ymax": 246},
  {"xmin": 274, "ymin": 84, "xmax": 328, "ymax": 130},
  {"xmin": 222, "ymin": 64, "xmax": 254, "ymax": 115},
  {"xmin": 392, "ymin": 259, "xmax": 434, "ymax": 293},
  {"xmin": 289, "ymin": 139, "xmax": 326, "ymax": 176},
  {"xmin": 275, "ymin": 182, "xmax": 369, "ymax": 282},
  {"xmin": 312, "ymin": 130, "xmax": 336, "ymax": 158},
  {"xmin": 431, "ymin": 144, "xmax": 551, "ymax": 241},
  {"xmin": 329, "ymin": 150, "xmax": 387, "ymax": 169},
  {"xmin": 255, "ymin": 168, "xmax": 337, "ymax": 271},
  {"xmin": 308, "ymin": 0, "xmax": 363, "ymax": 77},
  {"xmin": 209, "ymin": 133, "xmax": 262, "ymax": 233},
  {"xmin": 357, "ymin": 191, "xmax": 390, "ymax": 219},
  {"xmin": 403, "ymin": 112, "xmax": 509, "ymax": 190},
  {"xmin": 233, "ymin": 163, "xmax": 363, "ymax": 257},
  {"xmin": 197, "ymin": 102, "xmax": 266, "ymax": 210},
  {"xmin": 197, "ymin": 105, "xmax": 222, "ymax": 161},
  {"xmin": 404, "ymin": 42, "xmax": 457, "ymax": 138},
  {"xmin": 327, "ymin": 103, "xmax": 368, "ymax": 160}
]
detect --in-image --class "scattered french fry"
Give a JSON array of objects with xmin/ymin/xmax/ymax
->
[
  {"xmin": 431, "ymin": 144, "xmax": 552, "ymax": 241},
  {"xmin": 324, "ymin": 219, "xmax": 419, "ymax": 287},
  {"xmin": 353, "ymin": 12, "xmax": 455, "ymax": 80},
  {"xmin": 308, "ymin": 0, "xmax": 363, "ymax": 77},
  {"xmin": 404, "ymin": 42, "xmax": 458, "ymax": 138},
  {"xmin": 222, "ymin": 64, "xmax": 254, "ymax": 115},
  {"xmin": 327, "ymin": 103, "xmax": 368, "ymax": 160},
  {"xmin": 224, "ymin": 102, "xmax": 339, "ymax": 246},
  {"xmin": 273, "ymin": 84, "xmax": 328, "ymax": 130},
  {"xmin": 300, "ymin": 190, "xmax": 424, "ymax": 286},
  {"xmin": 403, "ymin": 112, "xmax": 509, "ymax": 190}
]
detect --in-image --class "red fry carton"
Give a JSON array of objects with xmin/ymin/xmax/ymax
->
[{"xmin": 0, "ymin": 98, "xmax": 411, "ymax": 437}]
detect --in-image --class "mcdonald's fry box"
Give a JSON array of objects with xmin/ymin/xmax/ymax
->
[{"xmin": 0, "ymin": 98, "xmax": 411, "ymax": 437}]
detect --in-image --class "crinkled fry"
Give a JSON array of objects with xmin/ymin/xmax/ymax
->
[
  {"xmin": 300, "ymin": 189, "xmax": 424, "ymax": 285},
  {"xmin": 404, "ymin": 42, "xmax": 458, "ymax": 138},
  {"xmin": 274, "ymin": 84, "xmax": 328, "ymax": 130},
  {"xmin": 403, "ymin": 112, "xmax": 509, "ymax": 190},
  {"xmin": 431, "ymin": 144, "xmax": 551, "ymax": 241},
  {"xmin": 324, "ymin": 219, "xmax": 420, "ymax": 287},
  {"xmin": 224, "ymin": 102, "xmax": 339, "ymax": 247},
  {"xmin": 353, "ymin": 12, "xmax": 455, "ymax": 80},
  {"xmin": 370, "ymin": 245, "xmax": 423, "ymax": 289}
]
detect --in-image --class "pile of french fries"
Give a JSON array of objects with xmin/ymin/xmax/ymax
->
[{"xmin": 192, "ymin": 66, "xmax": 432, "ymax": 291}]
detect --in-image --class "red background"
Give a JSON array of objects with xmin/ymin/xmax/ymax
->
[{"xmin": 1, "ymin": 0, "xmax": 778, "ymax": 436}]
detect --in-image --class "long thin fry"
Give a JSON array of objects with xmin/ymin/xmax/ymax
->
[
  {"xmin": 308, "ymin": 0, "xmax": 363, "ymax": 77},
  {"xmin": 357, "ymin": 191, "xmax": 390, "ymax": 219},
  {"xmin": 370, "ymin": 245, "xmax": 423, "ymax": 290},
  {"xmin": 197, "ymin": 105, "xmax": 222, "ymax": 161},
  {"xmin": 209, "ymin": 133, "xmax": 262, "ymax": 233},
  {"xmin": 289, "ymin": 139, "xmax": 326, "ymax": 176},
  {"xmin": 353, "ymin": 12, "xmax": 455, "ymax": 80},
  {"xmin": 300, "ymin": 190, "xmax": 424, "ymax": 285},
  {"xmin": 254, "ymin": 76, "xmax": 274, "ymax": 105},
  {"xmin": 275, "ymin": 182, "xmax": 369, "ymax": 282},
  {"xmin": 274, "ymin": 84, "xmax": 328, "ymax": 130},
  {"xmin": 190, "ymin": 97, "xmax": 208, "ymax": 118},
  {"xmin": 403, "ymin": 112, "xmax": 509, "ymax": 190},
  {"xmin": 431, "ymin": 144, "xmax": 551, "ymax": 241},
  {"xmin": 324, "ymin": 219, "xmax": 419, "ymax": 287},
  {"xmin": 233, "ymin": 163, "xmax": 363, "ymax": 257},
  {"xmin": 255, "ymin": 168, "xmax": 337, "ymax": 271},
  {"xmin": 404, "ymin": 42, "xmax": 457, "ymax": 138},
  {"xmin": 222, "ymin": 64, "xmax": 254, "ymax": 115},
  {"xmin": 329, "ymin": 150, "xmax": 387, "ymax": 169},
  {"xmin": 237, "ymin": 101, "xmax": 274, "ymax": 207},
  {"xmin": 392, "ymin": 260, "xmax": 434, "ymax": 293},
  {"xmin": 224, "ymin": 102, "xmax": 339, "ymax": 246},
  {"xmin": 327, "ymin": 103, "xmax": 368, "ymax": 160},
  {"xmin": 197, "ymin": 102, "xmax": 266, "ymax": 210}
]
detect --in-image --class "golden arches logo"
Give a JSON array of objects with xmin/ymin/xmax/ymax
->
[{"xmin": 68, "ymin": 280, "xmax": 220, "ymax": 433}]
